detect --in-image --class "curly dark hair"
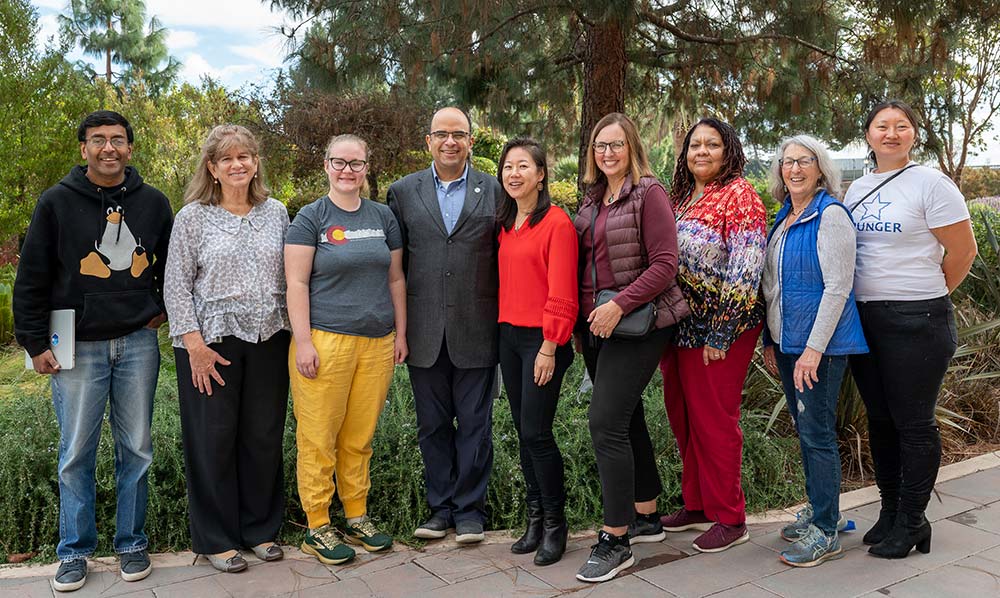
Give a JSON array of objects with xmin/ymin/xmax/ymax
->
[{"xmin": 669, "ymin": 117, "xmax": 747, "ymax": 205}]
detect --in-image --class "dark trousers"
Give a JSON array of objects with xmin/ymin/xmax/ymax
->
[
  {"xmin": 849, "ymin": 297, "xmax": 957, "ymax": 515},
  {"xmin": 582, "ymin": 325, "xmax": 674, "ymax": 527},
  {"xmin": 409, "ymin": 338, "xmax": 496, "ymax": 524},
  {"xmin": 175, "ymin": 331, "xmax": 290, "ymax": 554},
  {"xmin": 498, "ymin": 324, "xmax": 573, "ymax": 513}
]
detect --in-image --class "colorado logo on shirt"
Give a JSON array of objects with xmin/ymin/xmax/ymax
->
[
  {"xmin": 320, "ymin": 226, "xmax": 387, "ymax": 245},
  {"xmin": 855, "ymin": 192, "xmax": 902, "ymax": 233}
]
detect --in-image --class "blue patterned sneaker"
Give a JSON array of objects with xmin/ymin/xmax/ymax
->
[
  {"xmin": 781, "ymin": 504, "xmax": 848, "ymax": 542},
  {"xmin": 780, "ymin": 524, "xmax": 843, "ymax": 567}
]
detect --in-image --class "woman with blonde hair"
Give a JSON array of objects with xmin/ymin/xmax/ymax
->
[
  {"xmin": 165, "ymin": 124, "xmax": 290, "ymax": 572},
  {"xmin": 285, "ymin": 134, "xmax": 407, "ymax": 566}
]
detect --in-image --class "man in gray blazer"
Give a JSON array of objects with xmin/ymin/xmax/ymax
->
[{"xmin": 387, "ymin": 107, "xmax": 502, "ymax": 544}]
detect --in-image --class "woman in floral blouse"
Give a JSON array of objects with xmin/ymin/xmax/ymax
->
[
  {"xmin": 164, "ymin": 124, "xmax": 290, "ymax": 573},
  {"xmin": 658, "ymin": 117, "xmax": 767, "ymax": 553}
]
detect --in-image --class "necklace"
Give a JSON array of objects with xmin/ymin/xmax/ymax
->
[
  {"xmin": 606, "ymin": 179, "xmax": 625, "ymax": 204},
  {"xmin": 514, "ymin": 211, "xmax": 532, "ymax": 231}
]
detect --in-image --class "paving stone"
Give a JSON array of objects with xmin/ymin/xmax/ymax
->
[
  {"xmin": 147, "ymin": 575, "xmax": 232, "ymax": 598},
  {"xmin": 949, "ymin": 501, "xmax": 1000, "ymax": 536},
  {"xmin": 309, "ymin": 562, "xmax": 447, "ymax": 598},
  {"xmin": 706, "ymin": 583, "xmax": 783, "ymax": 597},
  {"xmin": 0, "ymin": 578, "xmax": 54, "ymax": 598},
  {"xmin": 329, "ymin": 549, "xmax": 415, "ymax": 579},
  {"xmin": 211, "ymin": 558, "xmax": 338, "ymax": 597},
  {"xmin": 413, "ymin": 549, "xmax": 510, "ymax": 583},
  {"xmin": 411, "ymin": 568, "xmax": 557, "ymax": 598},
  {"xmin": 851, "ymin": 491, "xmax": 980, "ymax": 523},
  {"xmin": 636, "ymin": 540, "xmax": 785, "ymax": 597},
  {"xmin": 936, "ymin": 467, "xmax": 1000, "ymax": 505},
  {"xmin": 977, "ymin": 543, "xmax": 1000, "ymax": 563},
  {"xmin": 660, "ymin": 529, "xmax": 705, "ymax": 556},
  {"xmin": 567, "ymin": 573, "xmax": 674, "ymax": 597},
  {"xmin": 859, "ymin": 555, "xmax": 1000, "ymax": 598},
  {"xmin": 754, "ymin": 543, "xmax": 922, "ymax": 598}
]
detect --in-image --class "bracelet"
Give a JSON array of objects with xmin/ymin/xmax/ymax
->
[{"xmin": 538, "ymin": 351, "xmax": 555, "ymax": 357}]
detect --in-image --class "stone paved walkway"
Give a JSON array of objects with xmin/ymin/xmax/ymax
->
[{"xmin": 2, "ymin": 452, "xmax": 999, "ymax": 597}]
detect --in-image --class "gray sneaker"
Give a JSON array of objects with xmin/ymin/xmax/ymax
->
[
  {"xmin": 627, "ymin": 514, "xmax": 665, "ymax": 543},
  {"xmin": 53, "ymin": 558, "xmax": 87, "ymax": 592},
  {"xmin": 455, "ymin": 520, "xmax": 485, "ymax": 544},
  {"xmin": 576, "ymin": 531, "xmax": 635, "ymax": 583},
  {"xmin": 779, "ymin": 524, "xmax": 844, "ymax": 567},
  {"xmin": 781, "ymin": 504, "xmax": 848, "ymax": 542}
]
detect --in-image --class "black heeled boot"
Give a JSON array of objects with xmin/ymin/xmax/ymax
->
[
  {"xmin": 533, "ymin": 510, "xmax": 567, "ymax": 566},
  {"xmin": 868, "ymin": 512, "xmax": 931, "ymax": 558},
  {"xmin": 511, "ymin": 500, "xmax": 544, "ymax": 554},
  {"xmin": 863, "ymin": 508, "xmax": 898, "ymax": 546}
]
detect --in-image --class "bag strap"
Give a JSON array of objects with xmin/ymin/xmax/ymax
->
[
  {"xmin": 590, "ymin": 202, "xmax": 598, "ymax": 305},
  {"xmin": 849, "ymin": 164, "xmax": 917, "ymax": 214}
]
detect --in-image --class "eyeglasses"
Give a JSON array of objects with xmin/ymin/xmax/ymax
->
[
  {"xmin": 86, "ymin": 136, "xmax": 129, "ymax": 148},
  {"xmin": 326, "ymin": 157, "xmax": 368, "ymax": 172},
  {"xmin": 780, "ymin": 156, "xmax": 818, "ymax": 169},
  {"xmin": 593, "ymin": 140, "xmax": 626, "ymax": 154},
  {"xmin": 429, "ymin": 130, "xmax": 470, "ymax": 142}
]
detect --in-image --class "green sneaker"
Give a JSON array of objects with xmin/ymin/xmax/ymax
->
[
  {"xmin": 343, "ymin": 516, "xmax": 393, "ymax": 552},
  {"xmin": 779, "ymin": 524, "xmax": 844, "ymax": 567},
  {"xmin": 781, "ymin": 504, "xmax": 848, "ymax": 541},
  {"xmin": 302, "ymin": 524, "xmax": 355, "ymax": 565}
]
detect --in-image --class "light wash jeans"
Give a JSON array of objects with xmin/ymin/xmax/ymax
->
[
  {"xmin": 50, "ymin": 327, "xmax": 159, "ymax": 561},
  {"xmin": 775, "ymin": 350, "xmax": 848, "ymax": 536}
]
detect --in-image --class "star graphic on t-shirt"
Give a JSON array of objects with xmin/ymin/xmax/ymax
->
[{"xmin": 857, "ymin": 191, "xmax": 892, "ymax": 222}]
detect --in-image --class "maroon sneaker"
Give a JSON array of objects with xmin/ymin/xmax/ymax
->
[
  {"xmin": 692, "ymin": 523, "xmax": 750, "ymax": 553},
  {"xmin": 660, "ymin": 508, "xmax": 714, "ymax": 532}
]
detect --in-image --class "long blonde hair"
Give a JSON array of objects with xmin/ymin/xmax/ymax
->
[{"xmin": 185, "ymin": 124, "xmax": 269, "ymax": 206}]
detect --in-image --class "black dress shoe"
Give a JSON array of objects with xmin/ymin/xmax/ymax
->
[{"xmin": 511, "ymin": 500, "xmax": 544, "ymax": 554}]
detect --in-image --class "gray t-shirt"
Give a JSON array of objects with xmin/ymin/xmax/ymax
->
[{"xmin": 286, "ymin": 197, "xmax": 402, "ymax": 337}]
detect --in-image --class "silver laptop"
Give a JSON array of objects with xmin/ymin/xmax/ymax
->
[{"xmin": 24, "ymin": 309, "xmax": 76, "ymax": 370}]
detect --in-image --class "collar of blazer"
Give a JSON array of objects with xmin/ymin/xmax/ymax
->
[{"xmin": 417, "ymin": 165, "xmax": 488, "ymax": 237}]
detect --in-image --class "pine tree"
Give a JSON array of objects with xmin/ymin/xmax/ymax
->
[{"xmin": 59, "ymin": 0, "xmax": 180, "ymax": 95}]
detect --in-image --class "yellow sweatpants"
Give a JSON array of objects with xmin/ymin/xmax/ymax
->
[{"xmin": 289, "ymin": 329, "xmax": 395, "ymax": 528}]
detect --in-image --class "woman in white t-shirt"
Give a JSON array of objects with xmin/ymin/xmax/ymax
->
[{"xmin": 844, "ymin": 100, "xmax": 977, "ymax": 560}]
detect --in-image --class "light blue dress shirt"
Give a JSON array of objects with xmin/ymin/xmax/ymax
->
[{"xmin": 432, "ymin": 163, "xmax": 469, "ymax": 234}]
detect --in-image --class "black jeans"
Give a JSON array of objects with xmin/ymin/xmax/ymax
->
[
  {"xmin": 849, "ymin": 297, "xmax": 957, "ymax": 515},
  {"xmin": 498, "ymin": 324, "xmax": 574, "ymax": 514},
  {"xmin": 582, "ymin": 325, "xmax": 674, "ymax": 527},
  {"xmin": 175, "ymin": 331, "xmax": 290, "ymax": 554}
]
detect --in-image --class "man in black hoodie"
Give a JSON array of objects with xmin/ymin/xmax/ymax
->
[{"xmin": 13, "ymin": 111, "xmax": 173, "ymax": 593}]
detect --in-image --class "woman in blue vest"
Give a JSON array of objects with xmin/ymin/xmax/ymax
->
[{"xmin": 761, "ymin": 135, "xmax": 868, "ymax": 568}]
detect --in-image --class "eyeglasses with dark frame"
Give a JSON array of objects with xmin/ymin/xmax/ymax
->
[
  {"xmin": 429, "ymin": 130, "xmax": 470, "ymax": 142},
  {"xmin": 593, "ymin": 140, "xmax": 626, "ymax": 154},
  {"xmin": 86, "ymin": 136, "xmax": 129, "ymax": 148},
  {"xmin": 326, "ymin": 157, "xmax": 368, "ymax": 172},
  {"xmin": 780, "ymin": 156, "xmax": 818, "ymax": 169}
]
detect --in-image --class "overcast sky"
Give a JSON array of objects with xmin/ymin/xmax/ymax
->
[{"xmin": 30, "ymin": 0, "xmax": 998, "ymax": 165}]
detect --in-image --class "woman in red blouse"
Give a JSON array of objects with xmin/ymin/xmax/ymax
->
[{"xmin": 496, "ymin": 138, "xmax": 579, "ymax": 566}]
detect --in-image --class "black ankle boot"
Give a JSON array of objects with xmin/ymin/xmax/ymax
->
[
  {"xmin": 868, "ymin": 512, "xmax": 931, "ymax": 558},
  {"xmin": 863, "ymin": 508, "xmax": 898, "ymax": 546},
  {"xmin": 533, "ymin": 511, "xmax": 567, "ymax": 566},
  {"xmin": 511, "ymin": 500, "xmax": 544, "ymax": 554}
]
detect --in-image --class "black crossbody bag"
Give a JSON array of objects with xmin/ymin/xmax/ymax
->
[
  {"xmin": 849, "ymin": 164, "xmax": 918, "ymax": 214},
  {"xmin": 590, "ymin": 201, "xmax": 657, "ymax": 340}
]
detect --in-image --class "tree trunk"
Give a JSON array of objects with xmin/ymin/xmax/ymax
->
[
  {"xmin": 577, "ymin": 20, "xmax": 627, "ymax": 195},
  {"xmin": 106, "ymin": 16, "xmax": 113, "ymax": 83}
]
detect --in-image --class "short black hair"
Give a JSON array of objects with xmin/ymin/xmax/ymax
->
[{"xmin": 77, "ymin": 110, "xmax": 134, "ymax": 143}]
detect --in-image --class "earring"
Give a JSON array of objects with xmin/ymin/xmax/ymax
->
[
  {"xmin": 213, "ymin": 178, "xmax": 219, "ymax": 185},
  {"xmin": 536, "ymin": 182, "xmax": 542, "ymax": 191}
]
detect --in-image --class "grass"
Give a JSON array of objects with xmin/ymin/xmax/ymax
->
[{"xmin": 0, "ymin": 330, "xmax": 804, "ymax": 561}]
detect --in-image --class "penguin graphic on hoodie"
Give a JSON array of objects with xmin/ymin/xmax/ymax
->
[{"xmin": 80, "ymin": 204, "xmax": 150, "ymax": 279}]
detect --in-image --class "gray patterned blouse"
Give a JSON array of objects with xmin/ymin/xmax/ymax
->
[{"xmin": 164, "ymin": 198, "xmax": 290, "ymax": 348}]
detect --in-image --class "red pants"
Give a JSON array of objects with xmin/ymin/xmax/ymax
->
[{"xmin": 659, "ymin": 324, "xmax": 762, "ymax": 526}]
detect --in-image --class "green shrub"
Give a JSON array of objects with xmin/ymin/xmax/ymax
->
[
  {"xmin": 0, "ymin": 344, "xmax": 805, "ymax": 560},
  {"xmin": 471, "ymin": 156, "xmax": 498, "ymax": 176},
  {"xmin": 549, "ymin": 180, "xmax": 580, "ymax": 213},
  {"xmin": 472, "ymin": 128, "xmax": 507, "ymax": 165},
  {"xmin": 552, "ymin": 156, "xmax": 579, "ymax": 183}
]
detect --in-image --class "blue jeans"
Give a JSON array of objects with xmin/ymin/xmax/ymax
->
[
  {"xmin": 50, "ymin": 327, "xmax": 160, "ymax": 561},
  {"xmin": 775, "ymin": 350, "xmax": 847, "ymax": 535}
]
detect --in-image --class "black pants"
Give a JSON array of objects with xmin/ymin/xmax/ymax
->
[
  {"xmin": 175, "ymin": 331, "xmax": 290, "ymax": 554},
  {"xmin": 582, "ymin": 325, "xmax": 674, "ymax": 527},
  {"xmin": 409, "ymin": 338, "xmax": 496, "ymax": 525},
  {"xmin": 849, "ymin": 297, "xmax": 957, "ymax": 515},
  {"xmin": 498, "ymin": 324, "xmax": 574, "ymax": 514}
]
